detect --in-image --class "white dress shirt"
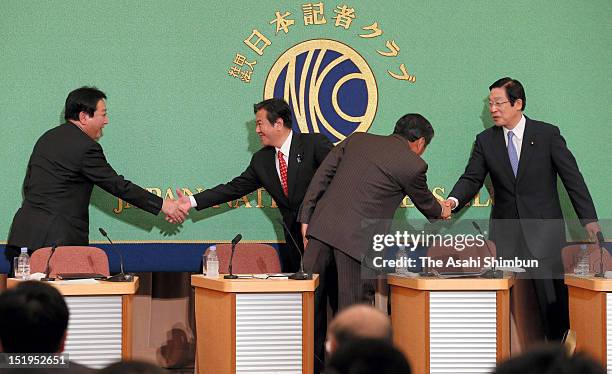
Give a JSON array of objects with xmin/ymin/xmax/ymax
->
[
  {"xmin": 503, "ymin": 114, "xmax": 526, "ymax": 160},
  {"xmin": 448, "ymin": 115, "xmax": 526, "ymax": 210},
  {"xmin": 275, "ymin": 131, "xmax": 293, "ymax": 182}
]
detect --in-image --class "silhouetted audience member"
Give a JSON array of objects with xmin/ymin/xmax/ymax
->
[
  {"xmin": 493, "ymin": 344, "xmax": 605, "ymax": 374},
  {"xmin": 326, "ymin": 338, "xmax": 411, "ymax": 374},
  {"xmin": 326, "ymin": 304, "xmax": 392, "ymax": 355},
  {"xmin": 100, "ymin": 360, "xmax": 167, "ymax": 374},
  {"xmin": 0, "ymin": 281, "xmax": 93, "ymax": 373},
  {"xmin": 0, "ymin": 281, "xmax": 68, "ymax": 353}
]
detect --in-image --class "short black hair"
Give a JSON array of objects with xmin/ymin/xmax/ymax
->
[
  {"xmin": 0, "ymin": 281, "xmax": 69, "ymax": 353},
  {"xmin": 327, "ymin": 338, "xmax": 411, "ymax": 374},
  {"xmin": 253, "ymin": 98, "xmax": 292, "ymax": 129},
  {"xmin": 393, "ymin": 113, "xmax": 434, "ymax": 145},
  {"xmin": 64, "ymin": 86, "xmax": 107, "ymax": 121},
  {"xmin": 489, "ymin": 77, "xmax": 526, "ymax": 110},
  {"xmin": 493, "ymin": 345, "xmax": 605, "ymax": 374}
]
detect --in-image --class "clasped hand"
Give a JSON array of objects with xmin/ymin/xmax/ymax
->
[{"xmin": 161, "ymin": 189, "xmax": 192, "ymax": 224}]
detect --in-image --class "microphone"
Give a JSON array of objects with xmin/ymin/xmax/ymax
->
[
  {"xmin": 224, "ymin": 234, "xmax": 242, "ymax": 279},
  {"xmin": 99, "ymin": 228, "xmax": 133, "ymax": 282},
  {"xmin": 472, "ymin": 221, "xmax": 503, "ymax": 279},
  {"xmin": 278, "ymin": 219, "xmax": 312, "ymax": 280},
  {"xmin": 595, "ymin": 231, "xmax": 606, "ymax": 278},
  {"xmin": 41, "ymin": 243, "xmax": 58, "ymax": 281}
]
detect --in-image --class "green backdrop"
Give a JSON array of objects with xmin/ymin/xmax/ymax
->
[{"xmin": 1, "ymin": 0, "xmax": 610, "ymax": 243}]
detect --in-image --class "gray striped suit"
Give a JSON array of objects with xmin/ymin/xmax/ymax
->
[{"xmin": 298, "ymin": 132, "xmax": 442, "ymax": 371}]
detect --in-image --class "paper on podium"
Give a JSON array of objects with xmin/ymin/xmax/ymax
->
[
  {"xmin": 393, "ymin": 271, "xmax": 420, "ymax": 278},
  {"xmin": 231, "ymin": 274, "xmax": 290, "ymax": 279},
  {"xmin": 255, "ymin": 274, "xmax": 290, "ymax": 279},
  {"xmin": 29, "ymin": 272, "xmax": 47, "ymax": 281},
  {"xmin": 496, "ymin": 266, "xmax": 526, "ymax": 273}
]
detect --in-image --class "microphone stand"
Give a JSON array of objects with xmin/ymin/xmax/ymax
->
[
  {"xmin": 99, "ymin": 228, "xmax": 133, "ymax": 282},
  {"xmin": 41, "ymin": 244, "xmax": 58, "ymax": 281},
  {"xmin": 473, "ymin": 221, "xmax": 503, "ymax": 279},
  {"xmin": 595, "ymin": 231, "xmax": 606, "ymax": 278},
  {"xmin": 278, "ymin": 219, "xmax": 312, "ymax": 280},
  {"xmin": 224, "ymin": 234, "xmax": 242, "ymax": 279}
]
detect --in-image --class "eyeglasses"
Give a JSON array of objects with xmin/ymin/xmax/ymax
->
[{"xmin": 488, "ymin": 100, "xmax": 509, "ymax": 108}]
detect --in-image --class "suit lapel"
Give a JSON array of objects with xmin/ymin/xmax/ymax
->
[
  {"xmin": 492, "ymin": 126, "xmax": 517, "ymax": 182},
  {"xmin": 516, "ymin": 117, "xmax": 536, "ymax": 182},
  {"xmin": 286, "ymin": 134, "xmax": 303, "ymax": 203}
]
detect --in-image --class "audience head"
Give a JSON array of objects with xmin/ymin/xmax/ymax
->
[
  {"xmin": 0, "ymin": 281, "xmax": 69, "ymax": 353},
  {"xmin": 326, "ymin": 304, "xmax": 392, "ymax": 355},
  {"xmin": 326, "ymin": 338, "xmax": 411, "ymax": 374},
  {"xmin": 493, "ymin": 344, "xmax": 605, "ymax": 374}
]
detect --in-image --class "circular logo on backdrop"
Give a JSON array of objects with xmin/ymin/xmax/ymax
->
[{"xmin": 264, "ymin": 39, "xmax": 378, "ymax": 144}]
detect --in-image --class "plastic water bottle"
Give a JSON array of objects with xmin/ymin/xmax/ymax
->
[
  {"xmin": 395, "ymin": 245, "xmax": 409, "ymax": 275},
  {"xmin": 17, "ymin": 247, "xmax": 30, "ymax": 280},
  {"xmin": 205, "ymin": 246, "xmax": 219, "ymax": 278},
  {"xmin": 574, "ymin": 244, "xmax": 590, "ymax": 276}
]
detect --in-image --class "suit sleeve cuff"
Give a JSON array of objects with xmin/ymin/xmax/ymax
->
[{"xmin": 189, "ymin": 195, "xmax": 197, "ymax": 208}]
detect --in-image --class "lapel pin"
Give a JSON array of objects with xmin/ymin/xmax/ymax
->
[
  {"xmin": 296, "ymin": 154, "xmax": 302, "ymax": 163},
  {"xmin": 530, "ymin": 141, "xmax": 534, "ymax": 145}
]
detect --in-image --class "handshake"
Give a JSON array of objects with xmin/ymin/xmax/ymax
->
[
  {"xmin": 160, "ymin": 191, "xmax": 460, "ymax": 224},
  {"xmin": 160, "ymin": 189, "xmax": 192, "ymax": 224},
  {"xmin": 438, "ymin": 198, "xmax": 457, "ymax": 220}
]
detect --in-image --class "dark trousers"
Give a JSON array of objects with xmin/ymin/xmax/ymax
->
[
  {"xmin": 498, "ymin": 226, "xmax": 569, "ymax": 341},
  {"xmin": 279, "ymin": 221, "xmax": 304, "ymax": 273},
  {"xmin": 304, "ymin": 238, "xmax": 375, "ymax": 373},
  {"xmin": 516, "ymin": 239, "xmax": 569, "ymax": 341}
]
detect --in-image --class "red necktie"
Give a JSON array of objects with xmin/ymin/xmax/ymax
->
[{"xmin": 278, "ymin": 151, "xmax": 289, "ymax": 197}]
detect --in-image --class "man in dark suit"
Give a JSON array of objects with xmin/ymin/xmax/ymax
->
[
  {"xmin": 6, "ymin": 87, "xmax": 185, "ymax": 267},
  {"xmin": 446, "ymin": 77, "xmax": 600, "ymax": 340},
  {"xmin": 177, "ymin": 98, "xmax": 333, "ymax": 272},
  {"xmin": 298, "ymin": 114, "xmax": 448, "ymax": 372}
]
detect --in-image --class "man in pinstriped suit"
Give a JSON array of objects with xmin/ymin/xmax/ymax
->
[{"xmin": 298, "ymin": 113, "xmax": 449, "ymax": 372}]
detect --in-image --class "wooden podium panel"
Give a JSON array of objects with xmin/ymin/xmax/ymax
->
[
  {"xmin": 7, "ymin": 278, "xmax": 138, "ymax": 368},
  {"xmin": 388, "ymin": 275, "xmax": 513, "ymax": 374},
  {"xmin": 191, "ymin": 275, "xmax": 317, "ymax": 374},
  {"xmin": 565, "ymin": 275, "xmax": 611, "ymax": 369}
]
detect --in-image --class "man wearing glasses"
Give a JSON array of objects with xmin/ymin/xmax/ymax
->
[{"xmin": 445, "ymin": 77, "xmax": 600, "ymax": 341}]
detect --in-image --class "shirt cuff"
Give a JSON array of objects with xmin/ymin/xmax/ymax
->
[
  {"xmin": 189, "ymin": 195, "xmax": 197, "ymax": 208},
  {"xmin": 448, "ymin": 197, "xmax": 459, "ymax": 211}
]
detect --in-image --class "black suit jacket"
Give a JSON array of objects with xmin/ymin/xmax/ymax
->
[
  {"xmin": 299, "ymin": 133, "xmax": 442, "ymax": 261},
  {"xmin": 193, "ymin": 132, "xmax": 333, "ymax": 241},
  {"xmin": 7, "ymin": 123, "xmax": 162, "ymax": 251},
  {"xmin": 449, "ymin": 117, "xmax": 597, "ymax": 258}
]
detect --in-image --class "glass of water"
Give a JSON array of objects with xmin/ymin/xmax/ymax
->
[
  {"xmin": 13, "ymin": 258, "xmax": 22, "ymax": 279},
  {"xmin": 574, "ymin": 254, "xmax": 590, "ymax": 276}
]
